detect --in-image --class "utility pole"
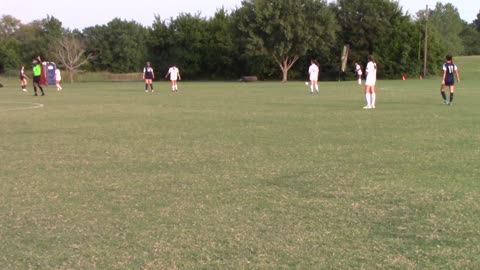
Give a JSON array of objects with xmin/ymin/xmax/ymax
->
[{"xmin": 423, "ymin": 5, "xmax": 429, "ymax": 78}]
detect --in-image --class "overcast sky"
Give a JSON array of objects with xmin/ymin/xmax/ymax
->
[{"xmin": 2, "ymin": 0, "xmax": 478, "ymax": 30}]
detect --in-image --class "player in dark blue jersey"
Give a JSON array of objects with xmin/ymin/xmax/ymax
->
[
  {"xmin": 143, "ymin": 62, "xmax": 155, "ymax": 92},
  {"xmin": 440, "ymin": 55, "xmax": 460, "ymax": 105}
]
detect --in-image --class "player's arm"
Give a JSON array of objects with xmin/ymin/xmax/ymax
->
[
  {"xmin": 455, "ymin": 68, "xmax": 460, "ymax": 82},
  {"xmin": 152, "ymin": 70, "xmax": 155, "ymax": 79},
  {"xmin": 178, "ymin": 71, "xmax": 181, "ymax": 80},
  {"xmin": 165, "ymin": 71, "xmax": 170, "ymax": 79}
]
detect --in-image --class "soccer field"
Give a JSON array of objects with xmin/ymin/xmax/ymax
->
[{"xmin": 1, "ymin": 62, "xmax": 479, "ymax": 269}]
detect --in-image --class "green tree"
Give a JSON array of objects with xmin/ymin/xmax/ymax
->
[
  {"xmin": 236, "ymin": 0, "xmax": 338, "ymax": 82},
  {"xmin": 0, "ymin": 15, "xmax": 22, "ymax": 73},
  {"xmin": 472, "ymin": 10, "xmax": 480, "ymax": 32},
  {"xmin": 167, "ymin": 13, "xmax": 209, "ymax": 79},
  {"xmin": 0, "ymin": 15, "xmax": 22, "ymax": 38},
  {"xmin": 460, "ymin": 23, "xmax": 480, "ymax": 55},
  {"xmin": 429, "ymin": 3, "xmax": 464, "ymax": 55},
  {"xmin": 203, "ymin": 9, "xmax": 240, "ymax": 79},
  {"xmin": 84, "ymin": 18, "xmax": 148, "ymax": 72}
]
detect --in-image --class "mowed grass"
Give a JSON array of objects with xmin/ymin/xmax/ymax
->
[{"xmin": 1, "ymin": 58, "xmax": 479, "ymax": 269}]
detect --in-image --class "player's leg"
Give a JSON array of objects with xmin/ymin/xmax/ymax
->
[
  {"xmin": 364, "ymin": 86, "xmax": 372, "ymax": 109},
  {"xmin": 440, "ymin": 84, "xmax": 448, "ymax": 104},
  {"xmin": 371, "ymin": 86, "xmax": 376, "ymax": 108},
  {"xmin": 449, "ymin": 85, "xmax": 455, "ymax": 105}
]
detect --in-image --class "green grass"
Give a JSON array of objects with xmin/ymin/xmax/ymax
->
[{"xmin": 1, "ymin": 57, "xmax": 479, "ymax": 269}]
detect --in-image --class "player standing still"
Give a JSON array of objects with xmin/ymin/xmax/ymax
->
[
  {"xmin": 355, "ymin": 62, "xmax": 362, "ymax": 85},
  {"xmin": 363, "ymin": 54, "xmax": 377, "ymax": 109},
  {"xmin": 20, "ymin": 65, "xmax": 29, "ymax": 92},
  {"xmin": 308, "ymin": 59, "xmax": 320, "ymax": 93},
  {"xmin": 165, "ymin": 65, "xmax": 181, "ymax": 92},
  {"xmin": 55, "ymin": 67, "xmax": 62, "ymax": 91},
  {"xmin": 440, "ymin": 54, "xmax": 460, "ymax": 106},
  {"xmin": 32, "ymin": 56, "xmax": 45, "ymax": 96},
  {"xmin": 143, "ymin": 62, "xmax": 155, "ymax": 92}
]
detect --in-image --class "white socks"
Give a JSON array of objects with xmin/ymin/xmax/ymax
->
[{"xmin": 365, "ymin": 93, "xmax": 376, "ymax": 107}]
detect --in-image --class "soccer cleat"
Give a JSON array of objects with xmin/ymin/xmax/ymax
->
[
  {"xmin": 372, "ymin": 105, "xmax": 376, "ymax": 109},
  {"xmin": 443, "ymin": 100, "xmax": 448, "ymax": 105},
  {"xmin": 363, "ymin": 105, "xmax": 372, "ymax": 109}
]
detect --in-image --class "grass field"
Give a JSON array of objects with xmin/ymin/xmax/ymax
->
[{"xmin": 1, "ymin": 57, "xmax": 479, "ymax": 269}]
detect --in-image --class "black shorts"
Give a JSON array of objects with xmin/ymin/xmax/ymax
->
[
  {"xmin": 33, "ymin": 76, "xmax": 41, "ymax": 84},
  {"xmin": 445, "ymin": 80, "xmax": 454, "ymax": 86}
]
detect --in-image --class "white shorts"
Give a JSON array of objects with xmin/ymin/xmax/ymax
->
[{"xmin": 365, "ymin": 76, "xmax": 376, "ymax": 86}]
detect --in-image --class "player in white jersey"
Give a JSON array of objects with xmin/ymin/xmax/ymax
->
[
  {"xmin": 55, "ymin": 67, "xmax": 62, "ymax": 91},
  {"xmin": 165, "ymin": 65, "xmax": 181, "ymax": 92},
  {"xmin": 354, "ymin": 62, "xmax": 362, "ymax": 85},
  {"xmin": 363, "ymin": 54, "xmax": 377, "ymax": 109},
  {"xmin": 308, "ymin": 59, "xmax": 320, "ymax": 93}
]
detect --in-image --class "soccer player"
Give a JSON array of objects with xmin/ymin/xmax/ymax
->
[
  {"xmin": 308, "ymin": 59, "xmax": 320, "ymax": 93},
  {"xmin": 55, "ymin": 67, "xmax": 62, "ymax": 91},
  {"xmin": 20, "ymin": 65, "xmax": 29, "ymax": 92},
  {"xmin": 165, "ymin": 65, "xmax": 181, "ymax": 92},
  {"xmin": 354, "ymin": 62, "xmax": 362, "ymax": 85},
  {"xmin": 32, "ymin": 56, "xmax": 45, "ymax": 96},
  {"xmin": 143, "ymin": 62, "xmax": 155, "ymax": 92},
  {"xmin": 440, "ymin": 54, "xmax": 460, "ymax": 106},
  {"xmin": 363, "ymin": 54, "xmax": 377, "ymax": 109}
]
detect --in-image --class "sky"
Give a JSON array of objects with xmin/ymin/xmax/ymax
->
[{"xmin": 1, "ymin": 0, "xmax": 478, "ymax": 30}]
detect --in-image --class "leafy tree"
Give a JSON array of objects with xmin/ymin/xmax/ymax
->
[
  {"xmin": 0, "ymin": 15, "xmax": 22, "ymax": 72},
  {"xmin": 0, "ymin": 15, "xmax": 22, "ymax": 38},
  {"xmin": 167, "ymin": 13, "xmax": 209, "ymax": 79},
  {"xmin": 236, "ymin": 0, "xmax": 338, "ymax": 81},
  {"xmin": 83, "ymin": 18, "xmax": 148, "ymax": 73},
  {"xmin": 460, "ymin": 23, "xmax": 480, "ymax": 55},
  {"xmin": 203, "ymin": 9, "xmax": 240, "ymax": 79},
  {"xmin": 472, "ymin": 10, "xmax": 480, "ymax": 32},
  {"xmin": 429, "ymin": 3, "xmax": 464, "ymax": 55},
  {"xmin": 0, "ymin": 37, "xmax": 21, "ymax": 73}
]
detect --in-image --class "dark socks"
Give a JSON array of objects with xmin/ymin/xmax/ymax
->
[
  {"xmin": 150, "ymin": 84, "xmax": 153, "ymax": 90},
  {"xmin": 450, "ymin": 93, "xmax": 454, "ymax": 103},
  {"xmin": 441, "ymin": 91, "xmax": 447, "ymax": 101}
]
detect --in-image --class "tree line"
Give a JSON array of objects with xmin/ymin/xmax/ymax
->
[{"xmin": 1, "ymin": 0, "xmax": 479, "ymax": 81}]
